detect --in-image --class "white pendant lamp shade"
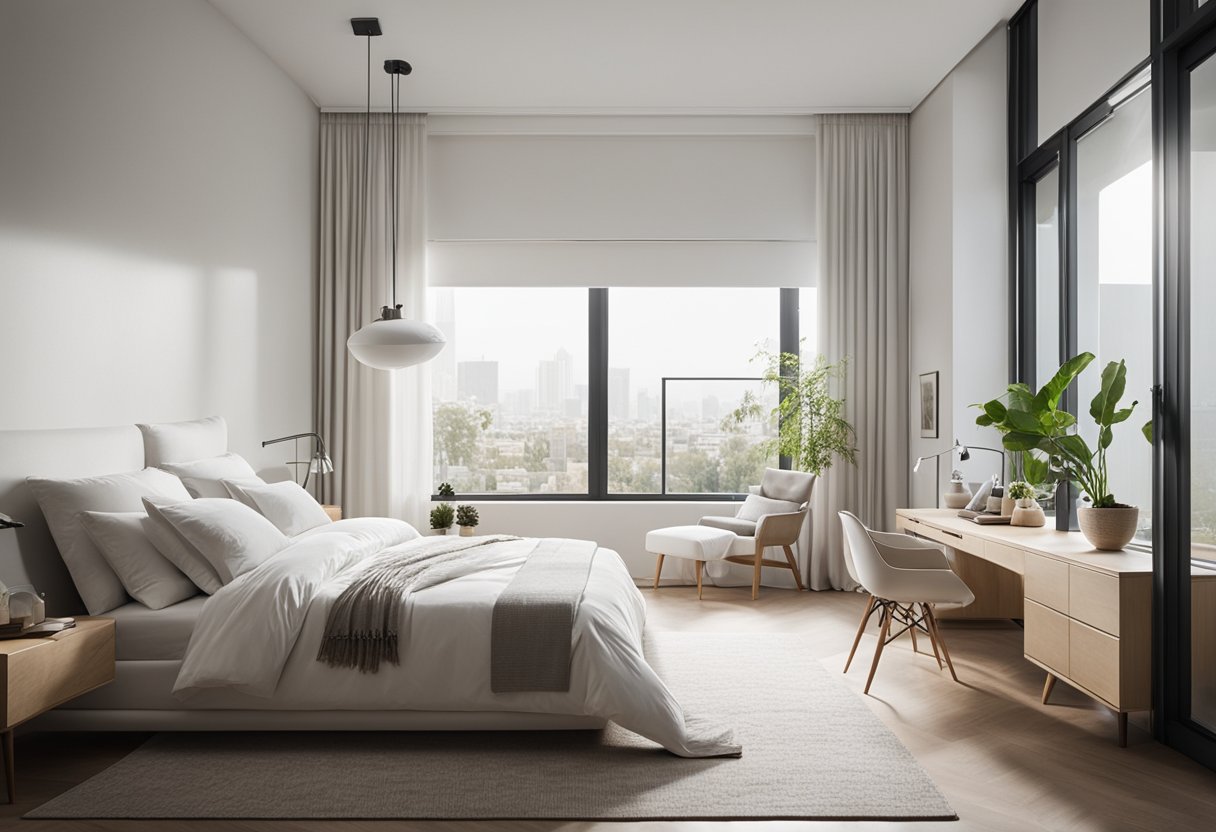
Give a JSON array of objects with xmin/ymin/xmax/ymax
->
[{"xmin": 347, "ymin": 315, "xmax": 446, "ymax": 371}]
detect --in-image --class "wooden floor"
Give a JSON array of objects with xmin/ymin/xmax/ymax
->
[{"xmin": 4, "ymin": 588, "xmax": 1216, "ymax": 831}]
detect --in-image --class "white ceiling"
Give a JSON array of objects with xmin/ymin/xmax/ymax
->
[{"xmin": 208, "ymin": 0, "xmax": 1023, "ymax": 114}]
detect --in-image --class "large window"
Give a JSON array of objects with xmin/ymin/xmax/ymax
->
[
  {"xmin": 432, "ymin": 287, "xmax": 813, "ymax": 497},
  {"xmin": 432, "ymin": 287, "xmax": 588, "ymax": 494}
]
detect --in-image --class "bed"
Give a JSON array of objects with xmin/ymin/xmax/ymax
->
[{"xmin": 0, "ymin": 421, "xmax": 737, "ymax": 757}]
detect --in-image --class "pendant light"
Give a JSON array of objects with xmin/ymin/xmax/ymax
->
[{"xmin": 346, "ymin": 18, "xmax": 446, "ymax": 371}]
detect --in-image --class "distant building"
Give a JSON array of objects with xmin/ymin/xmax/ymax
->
[
  {"xmin": 536, "ymin": 348, "xmax": 574, "ymax": 411},
  {"xmin": 637, "ymin": 389, "xmax": 656, "ymax": 423},
  {"xmin": 609, "ymin": 367, "xmax": 630, "ymax": 420},
  {"xmin": 457, "ymin": 360, "xmax": 498, "ymax": 406}
]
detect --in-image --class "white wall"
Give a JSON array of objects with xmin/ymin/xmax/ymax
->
[
  {"xmin": 0, "ymin": 0, "xmax": 318, "ymax": 470},
  {"xmin": 909, "ymin": 26, "xmax": 1010, "ymax": 505},
  {"xmin": 1037, "ymin": 0, "xmax": 1149, "ymax": 144}
]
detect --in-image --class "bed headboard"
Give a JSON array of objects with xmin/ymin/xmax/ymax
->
[{"xmin": 0, "ymin": 425, "xmax": 145, "ymax": 615}]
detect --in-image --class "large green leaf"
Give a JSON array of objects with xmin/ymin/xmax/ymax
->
[
  {"xmin": 1022, "ymin": 450, "xmax": 1053, "ymax": 488},
  {"xmin": 1143, "ymin": 420, "xmax": 1154, "ymax": 443},
  {"xmin": 1054, "ymin": 433, "xmax": 1094, "ymax": 468},
  {"xmin": 1002, "ymin": 431, "xmax": 1044, "ymax": 452},
  {"xmin": 1089, "ymin": 360, "xmax": 1128, "ymax": 427},
  {"xmin": 1034, "ymin": 352, "xmax": 1095, "ymax": 412},
  {"xmin": 1100, "ymin": 425, "xmax": 1113, "ymax": 450},
  {"xmin": 976, "ymin": 413, "xmax": 994, "ymax": 427},
  {"xmin": 984, "ymin": 400, "xmax": 1008, "ymax": 423},
  {"xmin": 1005, "ymin": 408, "xmax": 1044, "ymax": 435}
]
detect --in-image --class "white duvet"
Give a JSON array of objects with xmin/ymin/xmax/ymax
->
[{"xmin": 174, "ymin": 518, "xmax": 740, "ymax": 758}]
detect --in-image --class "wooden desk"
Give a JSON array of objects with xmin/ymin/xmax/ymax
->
[{"xmin": 896, "ymin": 509, "xmax": 1156, "ymax": 746}]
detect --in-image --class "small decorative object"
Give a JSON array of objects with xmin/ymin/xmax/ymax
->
[
  {"xmin": 456, "ymin": 504, "xmax": 479, "ymax": 537},
  {"xmin": 974, "ymin": 352, "xmax": 1150, "ymax": 550},
  {"xmin": 429, "ymin": 502, "xmax": 455, "ymax": 535},
  {"xmin": 986, "ymin": 485, "xmax": 1004, "ymax": 514},
  {"xmin": 964, "ymin": 476, "xmax": 996, "ymax": 513},
  {"xmin": 437, "ymin": 482, "xmax": 455, "ymax": 499},
  {"xmin": 1008, "ymin": 482, "xmax": 1046, "ymax": 527},
  {"xmin": 943, "ymin": 471, "xmax": 972, "ymax": 509},
  {"xmin": 919, "ymin": 371, "xmax": 940, "ymax": 439}
]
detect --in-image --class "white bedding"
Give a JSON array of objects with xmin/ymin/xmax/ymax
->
[
  {"xmin": 108, "ymin": 596, "xmax": 207, "ymax": 661},
  {"xmin": 174, "ymin": 518, "xmax": 739, "ymax": 758}
]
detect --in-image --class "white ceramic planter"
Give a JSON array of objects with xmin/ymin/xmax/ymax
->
[
  {"xmin": 1077, "ymin": 506, "xmax": 1139, "ymax": 551},
  {"xmin": 1010, "ymin": 497, "xmax": 1046, "ymax": 527}
]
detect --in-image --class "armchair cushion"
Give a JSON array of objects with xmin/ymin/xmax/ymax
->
[
  {"xmin": 736, "ymin": 494, "xmax": 800, "ymax": 522},
  {"xmin": 700, "ymin": 515, "xmax": 758, "ymax": 536},
  {"xmin": 760, "ymin": 467, "xmax": 817, "ymax": 504}
]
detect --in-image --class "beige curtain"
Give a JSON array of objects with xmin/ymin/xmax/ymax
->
[
  {"xmin": 811, "ymin": 113, "xmax": 910, "ymax": 591},
  {"xmin": 316, "ymin": 113, "xmax": 431, "ymax": 527}
]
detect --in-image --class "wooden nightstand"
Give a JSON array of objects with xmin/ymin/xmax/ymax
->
[
  {"xmin": 0, "ymin": 617, "xmax": 115, "ymax": 803},
  {"xmin": 323, "ymin": 504, "xmax": 342, "ymax": 521}
]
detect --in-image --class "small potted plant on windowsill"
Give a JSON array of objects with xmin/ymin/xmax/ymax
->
[
  {"xmin": 430, "ymin": 502, "xmax": 455, "ymax": 535},
  {"xmin": 456, "ymin": 505, "xmax": 479, "ymax": 537}
]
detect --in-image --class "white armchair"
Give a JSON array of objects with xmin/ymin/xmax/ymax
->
[{"xmin": 838, "ymin": 511, "xmax": 975, "ymax": 694}]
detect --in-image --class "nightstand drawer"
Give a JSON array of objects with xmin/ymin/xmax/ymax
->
[
  {"xmin": 1025, "ymin": 554, "xmax": 1070, "ymax": 614},
  {"xmin": 1, "ymin": 619, "xmax": 115, "ymax": 728},
  {"xmin": 1024, "ymin": 599, "xmax": 1069, "ymax": 676}
]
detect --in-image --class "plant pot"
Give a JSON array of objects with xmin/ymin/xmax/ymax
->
[
  {"xmin": 431, "ymin": 528, "xmax": 448, "ymax": 536},
  {"xmin": 1000, "ymin": 496, "xmax": 1016, "ymax": 517},
  {"xmin": 459, "ymin": 525, "xmax": 474, "ymax": 537},
  {"xmin": 1011, "ymin": 497, "xmax": 1046, "ymax": 527},
  {"xmin": 1077, "ymin": 506, "xmax": 1139, "ymax": 551},
  {"xmin": 943, "ymin": 481, "xmax": 971, "ymax": 509}
]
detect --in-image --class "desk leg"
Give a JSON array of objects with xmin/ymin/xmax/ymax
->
[
  {"xmin": 2, "ymin": 728, "xmax": 13, "ymax": 804},
  {"xmin": 1118, "ymin": 712, "xmax": 1128, "ymax": 748},
  {"xmin": 1042, "ymin": 673, "xmax": 1057, "ymax": 704}
]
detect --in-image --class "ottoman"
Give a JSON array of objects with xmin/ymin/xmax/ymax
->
[{"xmin": 645, "ymin": 525, "xmax": 736, "ymax": 599}]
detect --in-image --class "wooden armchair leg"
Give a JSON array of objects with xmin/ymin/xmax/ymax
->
[
  {"xmin": 752, "ymin": 550, "xmax": 762, "ymax": 600},
  {"xmin": 695, "ymin": 560, "xmax": 704, "ymax": 600},
  {"xmin": 782, "ymin": 544, "xmax": 805, "ymax": 591},
  {"xmin": 652, "ymin": 553, "xmax": 665, "ymax": 590}
]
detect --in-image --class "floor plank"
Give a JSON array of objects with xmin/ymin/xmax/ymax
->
[{"xmin": 3, "ymin": 588, "xmax": 1215, "ymax": 831}]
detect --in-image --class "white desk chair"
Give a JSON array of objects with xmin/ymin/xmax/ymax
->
[{"xmin": 838, "ymin": 511, "xmax": 975, "ymax": 694}]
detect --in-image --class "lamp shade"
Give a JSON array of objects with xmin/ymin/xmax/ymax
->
[{"xmin": 347, "ymin": 318, "xmax": 446, "ymax": 370}]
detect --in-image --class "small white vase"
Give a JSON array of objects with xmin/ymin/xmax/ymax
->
[
  {"xmin": 943, "ymin": 481, "xmax": 971, "ymax": 509},
  {"xmin": 1010, "ymin": 497, "xmax": 1046, "ymax": 527},
  {"xmin": 432, "ymin": 528, "xmax": 448, "ymax": 536},
  {"xmin": 459, "ymin": 525, "xmax": 474, "ymax": 537}
]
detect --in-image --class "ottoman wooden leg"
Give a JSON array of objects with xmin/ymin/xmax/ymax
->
[
  {"xmin": 653, "ymin": 553, "xmax": 665, "ymax": 589},
  {"xmin": 696, "ymin": 560, "xmax": 704, "ymax": 599}
]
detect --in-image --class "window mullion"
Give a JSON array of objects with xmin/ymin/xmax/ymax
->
[{"xmin": 588, "ymin": 288, "xmax": 609, "ymax": 499}]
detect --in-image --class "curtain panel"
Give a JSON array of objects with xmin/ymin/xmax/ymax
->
[
  {"xmin": 811, "ymin": 113, "xmax": 910, "ymax": 591},
  {"xmin": 316, "ymin": 112, "xmax": 431, "ymax": 527}
]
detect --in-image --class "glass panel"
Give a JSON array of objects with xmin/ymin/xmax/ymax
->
[
  {"xmin": 663, "ymin": 379, "xmax": 778, "ymax": 494},
  {"xmin": 1075, "ymin": 83, "xmax": 1154, "ymax": 543},
  {"xmin": 431, "ymin": 287, "xmax": 588, "ymax": 494},
  {"xmin": 1190, "ymin": 53, "xmax": 1216, "ymax": 733},
  {"xmin": 1035, "ymin": 168, "xmax": 1062, "ymax": 389},
  {"xmin": 607, "ymin": 287, "xmax": 779, "ymax": 493}
]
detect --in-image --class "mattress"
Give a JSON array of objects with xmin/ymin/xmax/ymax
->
[{"xmin": 105, "ymin": 595, "xmax": 207, "ymax": 661}]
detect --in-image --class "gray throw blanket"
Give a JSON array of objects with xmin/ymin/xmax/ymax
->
[
  {"xmin": 491, "ymin": 537, "xmax": 598, "ymax": 693},
  {"xmin": 317, "ymin": 535, "xmax": 521, "ymax": 673}
]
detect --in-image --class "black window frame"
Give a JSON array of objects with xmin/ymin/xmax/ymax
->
[{"xmin": 432, "ymin": 286, "xmax": 803, "ymax": 502}]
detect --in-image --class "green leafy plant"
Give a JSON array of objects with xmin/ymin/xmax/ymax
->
[
  {"xmin": 974, "ymin": 352, "xmax": 1152, "ymax": 508},
  {"xmin": 455, "ymin": 504, "xmax": 479, "ymax": 528},
  {"xmin": 436, "ymin": 482, "xmax": 455, "ymax": 498},
  {"xmin": 1007, "ymin": 481, "xmax": 1036, "ymax": 501},
  {"xmin": 429, "ymin": 502, "xmax": 455, "ymax": 530},
  {"xmin": 724, "ymin": 348, "xmax": 858, "ymax": 477}
]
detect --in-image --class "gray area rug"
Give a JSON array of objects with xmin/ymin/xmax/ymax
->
[{"xmin": 28, "ymin": 632, "xmax": 955, "ymax": 821}]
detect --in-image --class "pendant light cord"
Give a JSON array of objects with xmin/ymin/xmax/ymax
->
[
  {"xmin": 363, "ymin": 33, "xmax": 372, "ymax": 317},
  {"xmin": 390, "ymin": 70, "xmax": 399, "ymax": 310}
]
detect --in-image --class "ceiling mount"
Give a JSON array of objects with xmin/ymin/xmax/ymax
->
[{"xmin": 350, "ymin": 17, "xmax": 381, "ymax": 37}]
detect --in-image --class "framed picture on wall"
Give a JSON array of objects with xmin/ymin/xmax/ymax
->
[{"xmin": 919, "ymin": 371, "xmax": 939, "ymax": 439}]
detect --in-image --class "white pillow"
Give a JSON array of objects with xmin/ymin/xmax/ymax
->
[
  {"xmin": 220, "ymin": 476, "xmax": 267, "ymax": 510},
  {"xmin": 80, "ymin": 511, "xmax": 198, "ymax": 610},
  {"xmin": 159, "ymin": 453, "xmax": 260, "ymax": 498},
  {"xmin": 138, "ymin": 416, "xmax": 227, "ymax": 467},
  {"xmin": 142, "ymin": 497, "xmax": 224, "ymax": 594},
  {"xmin": 222, "ymin": 480, "xmax": 332, "ymax": 537},
  {"xmin": 736, "ymin": 493, "xmax": 801, "ymax": 522},
  {"xmin": 27, "ymin": 468, "xmax": 193, "ymax": 615},
  {"xmin": 154, "ymin": 498, "xmax": 289, "ymax": 583}
]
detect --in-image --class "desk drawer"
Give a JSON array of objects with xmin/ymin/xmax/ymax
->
[
  {"xmin": 1070, "ymin": 567, "xmax": 1121, "ymax": 636},
  {"xmin": 983, "ymin": 540, "xmax": 1026, "ymax": 575},
  {"xmin": 1070, "ymin": 619, "xmax": 1120, "ymax": 707},
  {"xmin": 909, "ymin": 522, "xmax": 981, "ymax": 554},
  {"xmin": 1025, "ymin": 554, "xmax": 1070, "ymax": 614},
  {"xmin": 1024, "ymin": 599, "xmax": 1069, "ymax": 676}
]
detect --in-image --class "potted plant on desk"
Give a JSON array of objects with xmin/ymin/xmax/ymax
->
[
  {"xmin": 975, "ymin": 352, "xmax": 1152, "ymax": 550},
  {"xmin": 430, "ymin": 502, "xmax": 455, "ymax": 535}
]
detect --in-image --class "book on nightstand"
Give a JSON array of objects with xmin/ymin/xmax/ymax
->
[{"xmin": 0, "ymin": 617, "xmax": 76, "ymax": 639}]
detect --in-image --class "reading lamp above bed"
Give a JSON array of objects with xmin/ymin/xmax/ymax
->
[{"xmin": 262, "ymin": 433, "xmax": 334, "ymax": 492}]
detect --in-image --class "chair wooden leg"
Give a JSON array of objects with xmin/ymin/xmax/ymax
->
[
  {"xmin": 652, "ymin": 553, "xmax": 665, "ymax": 590},
  {"xmin": 864, "ymin": 602, "xmax": 893, "ymax": 695},
  {"xmin": 695, "ymin": 560, "xmax": 704, "ymax": 600},
  {"xmin": 844, "ymin": 594, "xmax": 877, "ymax": 673},
  {"xmin": 904, "ymin": 605, "xmax": 920, "ymax": 654},
  {"xmin": 782, "ymin": 544, "xmax": 805, "ymax": 591},
  {"xmin": 751, "ymin": 549, "xmax": 762, "ymax": 600},
  {"xmin": 1042, "ymin": 672, "xmax": 1057, "ymax": 704},
  {"xmin": 922, "ymin": 603, "xmax": 944, "ymax": 669},
  {"xmin": 926, "ymin": 606, "xmax": 960, "ymax": 683}
]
